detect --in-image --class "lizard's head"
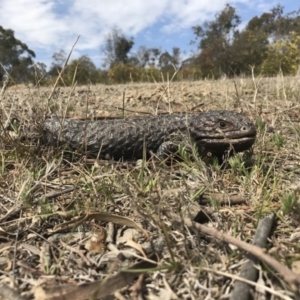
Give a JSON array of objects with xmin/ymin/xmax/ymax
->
[{"xmin": 189, "ymin": 110, "xmax": 257, "ymax": 157}]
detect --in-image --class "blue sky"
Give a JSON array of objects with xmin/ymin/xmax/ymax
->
[{"xmin": 0, "ymin": 0, "xmax": 298, "ymax": 70}]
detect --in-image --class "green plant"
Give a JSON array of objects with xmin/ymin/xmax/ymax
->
[
  {"xmin": 271, "ymin": 132, "xmax": 286, "ymax": 149},
  {"xmin": 281, "ymin": 193, "xmax": 300, "ymax": 215}
]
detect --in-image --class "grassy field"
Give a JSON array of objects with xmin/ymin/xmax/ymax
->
[{"xmin": 0, "ymin": 75, "xmax": 300, "ymax": 299}]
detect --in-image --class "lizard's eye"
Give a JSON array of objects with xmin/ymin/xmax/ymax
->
[{"xmin": 219, "ymin": 121, "xmax": 227, "ymax": 128}]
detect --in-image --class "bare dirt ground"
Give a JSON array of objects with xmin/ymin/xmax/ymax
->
[{"xmin": 0, "ymin": 76, "xmax": 300, "ymax": 299}]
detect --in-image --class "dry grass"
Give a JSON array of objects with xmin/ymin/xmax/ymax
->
[{"xmin": 0, "ymin": 74, "xmax": 300, "ymax": 299}]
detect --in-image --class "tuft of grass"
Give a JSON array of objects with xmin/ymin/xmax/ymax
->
[
  {"xmin": 281, "ymin": 192, "xmax": 300, "ymax": 216},
  {"xmin": 271, "ymin": 132, "xmax": 286, "ymax": 149},
  {"xmin": 256, "ymin": 115, "xmax": 266, "ymax": 134}
]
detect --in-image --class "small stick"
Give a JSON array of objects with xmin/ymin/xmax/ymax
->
[
  {"xmin": 230, "ymin": 213, "xmax": 275, "ymax": 300},
  {"xmin": 183, "ymin": 217, "xmax": 300, "ymax": 290}
]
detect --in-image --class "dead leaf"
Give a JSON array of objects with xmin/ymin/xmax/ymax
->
[
  {"xmin": 33, "ymin": 254, "xmax": 158, "ymax": 300},
  {"xmin": 52, "ymin": 212, "xmax": 149, "ymax": 240}
]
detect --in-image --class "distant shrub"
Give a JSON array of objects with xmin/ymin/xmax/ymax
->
[
  {"xmin": 108, "ymin": 63, "xmax": 142, "ymax": 84},
  {"xmin": 261, "ymin": 32, "xmax": 300, "ymax": 76}
]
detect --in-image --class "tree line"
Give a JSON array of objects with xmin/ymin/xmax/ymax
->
[{"xmin": 0, "ymin": 4, "xmax": 300, "ymax": 86}]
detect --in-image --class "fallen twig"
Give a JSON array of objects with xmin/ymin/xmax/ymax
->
[
  {"xmin": 199, "ymin": 193, "xmax": 247, "ymax": 205},
  {"xmin": 230, "ymin": 213, "xmax": 276, "ymax": 300},
  {"xmin": 183, "ymin": 217, "xmax": 300, "ymax": 290}
]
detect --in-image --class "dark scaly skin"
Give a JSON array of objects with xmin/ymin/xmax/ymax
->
[{"xmin": 41, "ymin": 110, "xmax": 256, "ymax": 160}]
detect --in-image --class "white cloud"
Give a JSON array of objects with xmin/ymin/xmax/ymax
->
[
  {"xmin": 71, "ymin": 0, "xmax": 167, "ymax": 34},
  {"xmin": 0, "ymin": 1, "xmax": 69, "ymax": 47}
]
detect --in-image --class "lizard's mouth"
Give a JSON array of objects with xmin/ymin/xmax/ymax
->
[
  {"xmin": 195, "ymin": 127, "xmax": 257, "ymax": 155},
  {"xmin": 201, "ymin": 136, "xmax": 256, "ymax": 153}
]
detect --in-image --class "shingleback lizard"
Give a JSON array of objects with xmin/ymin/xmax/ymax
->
[{"xmin": 40, "ymin": 110, "xmax": 256, "ymax": 160}]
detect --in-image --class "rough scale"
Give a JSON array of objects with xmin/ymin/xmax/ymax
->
[{"xmin": 40, "ymin": 110, "xmax": 256, "ymax": 160}]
